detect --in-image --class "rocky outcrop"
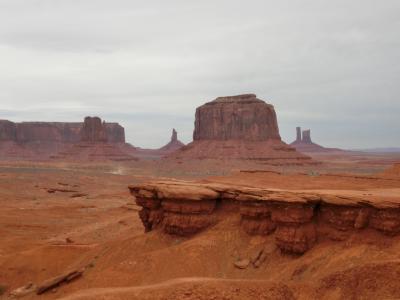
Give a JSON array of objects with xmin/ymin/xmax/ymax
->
[
  {"xmin": 158, "ymin": 129, "xmax": 185, "ymax": 153},
  {"xmin": 193, "ymin": 94, "xmax": 281, "ymax": 141},
  {"xmin": 81, "ymin": 117, "xmax": 108, "ymax": 143},
  {"xmin": 290, "ymin": 127, "xmax": 343, "ymax": 153},
  {"xmin": 129, "ymin": 180, "xmax": 400, "ymax": 255},
  {"xmin": 169, "ymin": 94, "xmax": 311, "ymax": 164},
  {"xmin": 0, "ymin": 118, "xmax": 125, "ymax": 144},
  {"xmin": 0, "ymin": 117, "xmax": 130, "ymax": 161},
  {"xmin": 133, "ymin": 129, "xmax": 185, "ymax": 159},
  {"xmin": 301, "ymin": 129, "xmax": 312, "ymax": 144}
]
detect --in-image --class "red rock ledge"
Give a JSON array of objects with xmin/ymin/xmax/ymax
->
[{"xmin": 129, "ymin": 180, "xmax": 400, "ymax": 254}]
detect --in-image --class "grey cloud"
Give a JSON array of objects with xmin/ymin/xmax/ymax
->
[{"xmin": 0, "ymin": 0, "xmax": 399, "ymax": 148}]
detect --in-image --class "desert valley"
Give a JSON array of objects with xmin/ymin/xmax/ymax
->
[
  {"xmin": 2, "ymin": 2, "xmax": 400, "ymax": 299},
  {"xmin": 0, "ymin": 94, "xmax": 399, "ymax": 299}
]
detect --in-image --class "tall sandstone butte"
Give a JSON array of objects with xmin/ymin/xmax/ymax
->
[
  {"xmin": 170, "ymin": 94, "xmax": 311, "ymax": 164},
  {"xmin": 193, "ymin": 94, "xmax": 281, "ymax": 141},
  {"xmin": 290, "ymin": 127, "xmax": 343, "ymax": 153},
  {"xmin": 81, "ymin": 116, "xmax": 108, "ymax": 143}
]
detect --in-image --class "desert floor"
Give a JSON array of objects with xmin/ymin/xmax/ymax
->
[{"xmin": 1, "ymin": 152, "xmax": 400, "ymax": 299}]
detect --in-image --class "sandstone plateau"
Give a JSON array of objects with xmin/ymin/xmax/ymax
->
[
  {"xmin": 0, "ymin": 117, "xmax": 136, "ymax": 161},
  {"xmin": 170, "ymin": 94, "xmax": 311, "ymax": 164},
  {"xmin": 130, "ymin": 178, "xmax": 400, "ymax": 255}
]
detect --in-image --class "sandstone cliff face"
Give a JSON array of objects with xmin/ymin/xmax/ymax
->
[
  {"xmin": 130, "ymin": 180, "xmax": 400, "ymax": 255},
  {"xmin": 15, "ymin": 122, "xmax": 82, "ymax": 143},
  {"xmin": 170, "ymin": 94, "xmax": 310, "ymax": 164},
  {"xmin": 81, "ymin": 117, "xmax": 108, "ymax": 143},
  {"xmin": 0, "ymin": 120, "xmax": 17, "ymax": 141},
  {"xmin": 106, "ymin": 123, "xmax": 125, "ymax": 143},
  {"xmin": 193, "ymin": 94, "xmax": 281, "ymax": 141},
  {"xmin": 0, "ymin": 119, "xmax": 125, "ymax": 144},
  {"xmin": 0, "ymin": 117, "xmax": 128, "ymax": 161}
]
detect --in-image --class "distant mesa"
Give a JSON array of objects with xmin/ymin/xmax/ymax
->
[
  {"xmin": 0, "ymin": 117, "xmax": 136, "ymax": 161},
  {"xmin": 290, "ymin": 127, "xmax": 343, "ymax": 153},
  {"xmin": 169, "ymin": 94, "xmax": 312, "ymax": 165}
]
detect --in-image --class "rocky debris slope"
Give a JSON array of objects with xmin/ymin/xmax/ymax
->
[
  {"xmin": 290, "ymin": 127, "xmax": 343, "ymax": 153},
  {"xmin": 129, "ymin": 180, "xmax": 400, "ymax": 255},
  {"xmin": 169, "ymin": 94, "xmax": 311, "ymax": 164}
]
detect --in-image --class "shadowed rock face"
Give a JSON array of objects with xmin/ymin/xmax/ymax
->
[
  {"xmin": 81, "ymin": 117, "xmax": 108, "ymax": 143},
  {"xmin": 193, "ymin": 94, "xmax": 281, "ymax": 142},
  {"xmin": 0, "ymin": 120, "xmax": 17, "ymax": 141}
]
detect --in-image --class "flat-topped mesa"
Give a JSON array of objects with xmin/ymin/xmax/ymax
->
[
  {"xmin": 169, "ymin": 94, "xmax": 311, "ymax": 164},
  {"xmin": 193, "ymin": 94, "xmax": 281, "ymax": 141},
  {"xmin": 129, "ymin": 180, "xmax": 400, "ymax": 255},
  {"xmin": 0, "ymin": 117, "xmax": 131, "ymax": 161},
  {"xmin": 81, "ymin": 116, "xmax": 108, "ymax": 143},
  {"xmin": 0, "ymin": 118, "xmax": 125, "ymax": 144}
]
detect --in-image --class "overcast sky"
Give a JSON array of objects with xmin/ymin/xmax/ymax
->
[{"xmin": 0, "ymin": 0, "xmax": 399, "ymax": 149}]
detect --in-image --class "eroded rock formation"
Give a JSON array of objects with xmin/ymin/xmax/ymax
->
[
  {"xmin": 129, "ymin": 180, "xmax": 400, "ymax": 255},
  {"xmin": 193, "ymin": 94, "xmax": 281, "ymax": 141},
  {"xmin": 0, "ymin": 118, "xmax": 124, "ymax": 144},
  {"xmin": 169, "ymin": 94, "xmax": 311, "ymax": 164},
  {"xmin": 0, "ymin": 117, "xmax": 131, "ymax": 161},
  {"xmin": 81, "ymin": 117, "xmax": 108, "ymax": 143},
  {"xmin": 158, "ymin": 129, "xmax": 185, "ymax": 153},
  {"xmin": 290, "ymin": 127, "xmax": 342, "ymax": 153}
]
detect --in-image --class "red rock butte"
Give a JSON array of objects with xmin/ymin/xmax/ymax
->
[
  {"xmin": 193, "ymin": 94, "xmax": 281, "ymax": 141},
  {"xmin": 290, "ymin": 127, "xmax": 343, "ymax": 153},
  {"xmin": 170, "ymin": 94, "xmax": 312, "ymax": 164}
]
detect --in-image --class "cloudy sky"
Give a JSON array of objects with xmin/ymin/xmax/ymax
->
[{"xmin": 0, "ymin": 0, "xmax": 399, "ymax": 149}]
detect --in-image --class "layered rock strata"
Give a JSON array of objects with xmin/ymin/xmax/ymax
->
[
  {"xmin": 0, "ymin": 119, "xmax": 124, "ymax": 143},
  {"xmin": 169, "ymin": 94, "xmax": 311, "ymax": 164},
  {"xmin": 0, "ymin": 117, "xmax": 131, "ymax": 161},
  {"xmin": 129, "ymin": 180, "xmax": 400, "ymax": 255}
]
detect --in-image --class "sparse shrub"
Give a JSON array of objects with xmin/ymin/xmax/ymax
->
[{"xmin": 0, "ymin": 284, "xmax": 7, "ymax": 296}]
